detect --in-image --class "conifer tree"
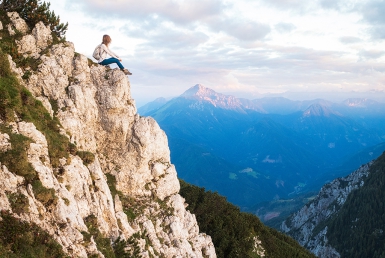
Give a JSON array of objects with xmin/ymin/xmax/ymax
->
[{"xmin": 0, "ymin": 0, "xmax": 68, "ymax": 38}]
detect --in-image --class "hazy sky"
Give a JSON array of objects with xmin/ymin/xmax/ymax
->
[{"xmin": 48, "ymin": 0, "xmax": 385, "ymax": 106}]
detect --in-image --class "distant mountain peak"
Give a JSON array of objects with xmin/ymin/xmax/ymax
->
[
  {"xmin": 342, "ymin": 98, "xmax": 377, "ymax": 107},
  {"xmin": 180, "ymin": 84, "xmax": 244, "ymax": 111},
  {"xmin": 181, "ymin": 84, "xmax": 217, "ymax": 98},
  {"xmin": 303, "ymin": 103, "xmax": 338, "ymax": 117}
]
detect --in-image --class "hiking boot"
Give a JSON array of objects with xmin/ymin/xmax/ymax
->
[{"xmin": 122, "ymin": 69, "xmax": 132, "ymax": 75}]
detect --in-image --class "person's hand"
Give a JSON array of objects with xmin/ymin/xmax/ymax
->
[{"xmin": 119, "ymin": 58, "xmax": 122, "ymax": 61}]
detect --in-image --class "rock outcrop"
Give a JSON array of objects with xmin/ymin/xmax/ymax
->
[
  {"xmin": 6, "ymin": 12, "xmax": 29, "ymax": 36},
  {"xmin": 1, "ymin": 13, "xmax": 216, "ymax": 258},
  {"xmin": 281, "ymin": 163, "xmax": 371, "ymax": 258}
]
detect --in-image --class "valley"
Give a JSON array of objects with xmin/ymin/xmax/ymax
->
[{"xmin": 139, "ymin": 84, "xmax": 385, "ymax": 225}]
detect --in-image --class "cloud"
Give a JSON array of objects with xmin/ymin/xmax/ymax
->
[
  {"xmin": 67, "ymin": 0, "xmax": 226, "ymax": 25},
  {"xmin": 121, "ymin": 23, "xmax": 209, "ymax": 49},
  {"xmin": 339, "ymin": 36, "xmax": 362, "ymax": 44},
  {"xmin": 370, "ymin": 25, "xmax": 385, "ymax": 39},
  {"xmin": 66, "ymin": 0, "xmax": 271, "ymax": 43},
  {"xmin": 275, "ymin": 22, "xmax": 296, "ymax": 33},
  {"xmin": 319, "ymin": 0, "xmax": 341, "ymax": 10},
  {"xmin": 127, "ymin": 36, "xmax": 385, "ymax": 86},
  {"xmin": 210, "ymin": 18, "xmax": 271, "ymax": 41},
  {"xmin": 126, "ymin": 38, "xmax": 385, "ymax": 105},
  {"xmin": 318, "ymin": 0, "xmax": 358, "ymax": 11},
  {"xmin": 359, "ymin": 0, "xmax": 385, "ymax": 39},
  {"xmin": 361, "ymin": 0, "xmax": 385, "ymax": 24},
  {"xmin": 359, "ymin": 49, "xmax": 385, "ymax": 59},
  {"xmin": 150, "ymin": 30, "xmax": 209, "ymax": 49},
  {"xmin": 261, "ymin": 0, "xmax": 308, "ymax": 10},
  {"xmin": 52, "ymin": 0, "xmax": 385, "ymax": 106}
]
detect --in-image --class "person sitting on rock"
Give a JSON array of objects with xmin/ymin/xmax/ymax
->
[{"xmin": 94, "ymin": 34, "xmax": 132, "ymax": 75}]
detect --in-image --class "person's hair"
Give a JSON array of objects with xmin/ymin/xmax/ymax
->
[{"xmin": 102, "ymin": 35, "xmax": 112, "ymax": 45}]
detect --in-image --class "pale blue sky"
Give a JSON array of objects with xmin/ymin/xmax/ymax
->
[{"xmin": 48, "ymin": 0, "xmax": 385, "ymax": 106}]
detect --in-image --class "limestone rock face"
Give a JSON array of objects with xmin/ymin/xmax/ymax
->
[
  {"xmin": 0, "ymin": 133, "xmax": 11, "ymax": 152},
  {"xmin": 1, "ymin": 13, "xmax": 216, "ymax": 258},
  {"xmin": 32, "ymin": 21, "xmax": 53, "ymax": 50},
  {"xmin": 281, "ymin": 163, "xmax": 371, "ymax": 257},
  {"xmin": 16, "ymin": 21, "xmax": 52, "ymax": 58},
  {"xmin": 7, "ymin": 12, "xmax": 29, "ymax": 35}
]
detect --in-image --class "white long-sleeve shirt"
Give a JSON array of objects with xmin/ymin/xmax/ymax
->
[{"xmin": 97, "ymin": 44, "xmax": 120, "ymax": 63}]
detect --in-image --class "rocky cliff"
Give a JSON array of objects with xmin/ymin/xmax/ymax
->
[
  {"xmin": 0, "ymin": 12, "xmax": 216, "ymax": 257},
  {"xmin": 281, "ymin": 162, "xmax": 372, "ymax": 258}
]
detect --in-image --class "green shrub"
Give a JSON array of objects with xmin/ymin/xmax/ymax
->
[
  {"xmin": 31, "ymin": 179, "xmax": 57, "ymax": 206},
  {"xmin": 0, "ymin": 49, "xmax": 71, "ymax": 168},
  {"xmin": 76, "ymin": 151, "xmax": 95, "ymax": 166},
  {"xmin": 84, "ymin": 215, "xmax": 116, "ymax": 258},
  {"xmin": 0, "ymin": 0, "xmax": 68, "ymax": 38},
  {"xmin": 106, "ymin": 173, "xmax": 139, "ymax": 221},
  {"xmin": 0, "ymin": 210, "xmax": 67, "ymax": 257},
  {"xmin": 6, "ymin": 192, "xmax": 30, "ymax": 214},
  {"xmin": 0, "ymin": 125, "xmax": 36, "ymax": 182},
  {"xmin": 179, "ymin": 180, "xmax": 315, "ymax": 258}
]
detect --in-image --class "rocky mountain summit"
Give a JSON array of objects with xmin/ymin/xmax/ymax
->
[
  {"xmin": 181, "ymin": 84, "xmax": 247, "ymax": 112},
  {"xmin": 302, "ymin": 103, "xmax": 339, "ymax": 118},
  {"xmin": 281, "ymin": 162, "xmax": 372, "ymax": 257},
  {"xmin": 0, "ymin": 12, "xmax": 216, "ymax": 257}
]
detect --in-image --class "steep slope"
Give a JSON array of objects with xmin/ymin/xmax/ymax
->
[
  {"xmin": 326, "ymin": 152, "xmax": 385, "ymax": 258},
  {"xmin": 0, "ymin": 10, "xmax": 216, "ymax": 257},
  {"xmin": 0, "ymin": 8, "xmax": 314, "ymax": 258},
  {"xmin": 281, "ymin": 151, "xmax": 385, "ymax": 257},
  {"xmin": 180, "ymin": 180, "xmax": 316, "ymax": 258}
]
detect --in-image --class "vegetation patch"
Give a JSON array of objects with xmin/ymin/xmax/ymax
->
[
  {"xmin": 62, "ymin": 197, "xmax": 70, "ymax": 206},
  {"xmin": 179, "ymin": 180, "xmax": 316, "ymax": 258},
  {"xmin": 87, "ymin": 57, "xmax": 98, "ymax": 68},
  {"xmin": 76, "ymin": 151, "xmax": 95, "ymax": 166},
  {"xmin": 31, "ymin": 179, "xmax": 57, "ymax": 206},
  {"xmin": 113, "ymin": 236, "xmax": 142, "ymax": 258},
  {"xmin": 0, "ymin": 210, "xmax": 67, "ymax": 257},
  {"xmin": 106, "ymin": 173, "xmax": 144, "ymax": 222},
  {"xmin": 0, "ymin": 48, "xmax": 72, "ymax": 169},
  {"xmin": 6, "ymin": 191, "xmax": 29, "ymax": 214},
  {"xmin": 83, "ymin": 215, "xmax": 115, "ymax": 258},
  {"xmin": 0, "ymin": 4, "xmax": 64, "ymax": 72},
  {"xmin": 0, "ymin": 125, "xmax": 36, "ymax": 182},
  {"xmin": 1, "ymin": 0, "xmax": 68, "ymax": 38},
  {"xmin": 327, "ymin": 152, "xmax": 385, "ymax": 258}
]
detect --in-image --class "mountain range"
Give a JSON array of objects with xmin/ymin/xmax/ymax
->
[
  {"xmin": 281, "ymin": 150, "xmax": 385, "ymax": 257},
  {"xmin": 0, "ymin": 6, "xmax": 320, "ymax": 257},
  {"xmin": 139, "ymin": 84, "xmax": 385, "ymax": 214}
]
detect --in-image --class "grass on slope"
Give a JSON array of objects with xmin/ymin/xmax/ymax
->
[
  {"xmin": 180, "ymin": 180, "xmax": 316, "ymax": 258},
  {"xmin": 0, "ymin": 210, "xmax": 68, "ymax": 258},
  {"xmin": 0, "ymin": 7, "xmax": 91, "ymax": 256}
]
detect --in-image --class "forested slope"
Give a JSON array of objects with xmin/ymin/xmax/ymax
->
[
  {"xmin": 326, "ymin": 152, "xmax": 385, "ymax": 257},
  {"xmin": 180, "ymin": 180, "xmax": 316, "ymax": 258}
]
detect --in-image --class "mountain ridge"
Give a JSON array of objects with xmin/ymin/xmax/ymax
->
[
  {"xmin": 140, "ymin": 84, "xmax": 385, "ymax": 219},
  {"xmin": 281, "ymin": 151, "xmax": 385, "ymax": 257},
  {"xmin": 0, "ymin": 7, "xmax": 317, "ymax": 258},
  {"xmin": 140, "ymin": 84, "xmax": 385, "ymax": 116}
]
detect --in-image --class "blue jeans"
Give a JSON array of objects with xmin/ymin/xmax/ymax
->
[{"xmin": 99, "ymin": 58, "xmax": 124, "ymax": 70}]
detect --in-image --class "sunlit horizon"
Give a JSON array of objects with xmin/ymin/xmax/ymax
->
[{"xmin": 48, "ymin": 0, "xmax": 385, "ymax": 106}]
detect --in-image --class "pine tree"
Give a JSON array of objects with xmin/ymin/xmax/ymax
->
[{"xmin": 0, "ymin": 0, "xmax": 68, "ymax": 38}]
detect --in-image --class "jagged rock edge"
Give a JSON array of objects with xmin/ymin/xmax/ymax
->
[{"xmin": 0, "ymin": 12, "xmax": 216, "ymax": 258}]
